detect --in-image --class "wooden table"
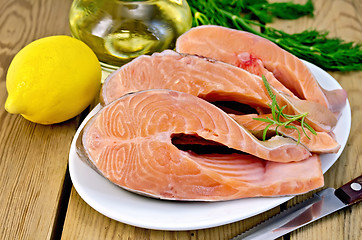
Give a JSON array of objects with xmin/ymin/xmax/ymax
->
[{"xmin": 0, "ymin": 0, "xmax": 360, "ymax": 239}]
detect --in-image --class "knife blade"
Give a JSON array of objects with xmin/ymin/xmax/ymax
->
[{"xmin": 232, "ymin": 175, "xmax": 362, "ymax": 240}]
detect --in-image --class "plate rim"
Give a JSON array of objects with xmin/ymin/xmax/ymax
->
[{"xmin": 68, "ymin": 60, "xmax": 351, "ymax": 230}]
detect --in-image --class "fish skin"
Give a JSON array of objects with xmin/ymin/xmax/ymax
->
[
  {"xmin": 80, "ymin": 89, "xmax": 323, "ymax": 201},
  {"xmin": 175, "ymin": 25, "xmax": 347, "ymax": 113},
  {"xmin": 101, "ymin": 50, "xmax": 337, "ymax": 132}
]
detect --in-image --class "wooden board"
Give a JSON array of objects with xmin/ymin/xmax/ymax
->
[
  {"xmin": 61, "ymin": 188, "xmax": 281, "ymax": 240},
  {"xmin": 61, "ymin": 0, "xmax": 361, "ymax": 239},
  {"xmin": 0, "ymin": 0, "xmax": 75, "ymax": 239},
  {"xmin": 269, "ymin": 1, "xmax": 362, "ymax": 239},
  {"xmin": 0, "ymin": 0, "xmax": 360, "ymax": 239}
]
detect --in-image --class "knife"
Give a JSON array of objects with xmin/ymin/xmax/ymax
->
[{"xmin": 232, "ymin": 175, "xmax": 362, "ymax": 240}]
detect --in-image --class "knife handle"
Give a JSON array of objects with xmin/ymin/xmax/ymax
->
[{"xmin": 335, "ymin": 175, "xmax": 362, "ymax": 205}]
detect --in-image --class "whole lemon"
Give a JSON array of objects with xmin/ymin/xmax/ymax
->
[{"xmin": 5, "ymin": 35, "xmax": 101, "ymax": 125}]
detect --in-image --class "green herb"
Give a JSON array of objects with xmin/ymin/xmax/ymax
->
[
  {"xmin": 252, "ymin": 76, "xmax": 317, "ymax": 143},
  {"xmin": 243, "ymin": 0, "xmax": 314, "ymax": 23},
  {"xmin": 188, "ymin": 0, "xmax": 362, "ymax": 71}
]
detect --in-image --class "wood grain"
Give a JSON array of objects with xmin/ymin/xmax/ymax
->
[
  {"xmin": 0, "ymin": 0, "xmax": 73, "ymax": 83},
  {"xmin": 61, "ymin": 0, "xmax": 361, "ymax": 239},
  {"xmin": 61, "ymin": 188, "xmax": 282, "ymax": 240},
  {"xmin": 0, "ymin": 0, "xmax": 361, "ymax": 239},
  {"xmin": 269, "ymin": 0, "xmax": 362, "ymax": 239},
  {"xmin": 0, "ymin": 0, "xmax": 75, "ymax": 239}
]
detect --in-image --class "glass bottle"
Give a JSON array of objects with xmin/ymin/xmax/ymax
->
[{"xmin": 69, "ymin": 0, "xmax": 192, "ymax": 71}]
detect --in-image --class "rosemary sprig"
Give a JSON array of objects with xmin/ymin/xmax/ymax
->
[
  {"xmin": 187, "ymin": 0, "xmax": 362, "ymax": 71},
  {"xmin": 252, "ymin": 76, "xmax": 317, "ymax": 143}
]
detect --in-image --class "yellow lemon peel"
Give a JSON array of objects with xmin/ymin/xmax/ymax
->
[{"xmin": 5, "ymin": 35, "xmax": 102, "ymax": 125}]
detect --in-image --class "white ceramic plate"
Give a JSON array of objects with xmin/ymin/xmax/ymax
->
[{"xmin": 69, "ymin": 61, "xmax": 351, "ymax": 231}]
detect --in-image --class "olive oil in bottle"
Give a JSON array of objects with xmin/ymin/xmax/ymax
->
[{"xmin": 69, "ymin": 0, "xmax": 192, "ymax": 70}]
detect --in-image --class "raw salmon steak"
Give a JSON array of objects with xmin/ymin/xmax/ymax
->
[
  {"xmin": 230, "ymin": 114, "xmax": 340, "ymax": 154},
  {"xmin": 78, "ymin": 89, "xmax": 323, "ymax": 201},
  {"xmin": 176, "ymin": 25, "xmax": 347, "ymax": 113},
  {"xmin": 101, "ymin": 50, "xmax": 337, "ymax": 132}
]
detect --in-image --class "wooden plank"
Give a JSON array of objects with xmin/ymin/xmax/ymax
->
[
  {"xmin": 62, "ymin": 187, "xmax": 281, "ymax": 240},
  {"xmin": 0, "ymin": 0, "xmax": 75, "ymax": 239},
  {"xmin": 62, "ymin": 0, "xmax": 361, "ymax": 239},
  {"xmin": 268, "ymin": 0, "xmax": 362, "ymax": 239}
]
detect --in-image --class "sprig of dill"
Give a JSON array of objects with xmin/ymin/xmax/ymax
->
[
  {"xmin": 243, "ymin": 0, "xmax": 314, "ymax": 23},
  {"xmin": 188, "ymin": 0, "xmax": 362, "ymax": 71},
  {"xmin": 252, "ymin": 76, "xmax": 317, "ymax": 143}
]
